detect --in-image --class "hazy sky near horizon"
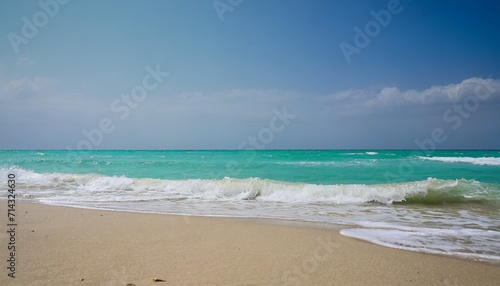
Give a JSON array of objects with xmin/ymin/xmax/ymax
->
[{"xmin": 1, "ymin": 0, "xmax": 499, "ymax": 150}]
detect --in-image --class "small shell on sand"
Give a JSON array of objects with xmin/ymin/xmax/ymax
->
[{"xmin": 152, "ymin": 277, "xmax": 165, "ymax": 282}]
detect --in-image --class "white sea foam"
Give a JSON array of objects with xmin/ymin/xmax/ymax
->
[
  {"xmin": 273, "ymin": 160, "xmax": 376, "ymax": 167},
  {"xmin": 344, "ymin": 151, "xmax": 378, "ymax": 155},
  {"xmin": 0, "ymin": 168, "xmax": 449, "ymax": 204},
  {"xmin": 418, "ymin": 156, "xmax": 500, "ymax": 166},
  {"xmin": 340, "ymin": 227, "xmax": 500, "ymax": 263}
]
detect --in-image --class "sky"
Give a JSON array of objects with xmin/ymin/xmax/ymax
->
[{"xmin": 0, "ymin": 0, "xmax": 499, "ymax": 150}]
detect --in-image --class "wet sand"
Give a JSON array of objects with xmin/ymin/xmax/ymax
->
[{"xmin": 1, "ymin": 202, "xmax": 499, "ymax": 285}]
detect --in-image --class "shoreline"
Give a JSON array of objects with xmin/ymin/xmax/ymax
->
[
  {"xmin": 11, "ymin": 200, "xmax": 500, "ymax": 265},
  {"xmin": 1, "ymin": 202, "xmax": 499, "ymax": 285}
]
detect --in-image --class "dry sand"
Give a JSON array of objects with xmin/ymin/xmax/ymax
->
[{"xmin": 1, "ymin": 202, "xmax": 499, "ymax": 285}]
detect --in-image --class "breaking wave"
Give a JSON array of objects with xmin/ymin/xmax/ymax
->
[
  {"xmin": 2, "ymin": 167, "xmax": 498, "ymax": 206},
  {"xmin": 418, "ymin": 156, "xmax": 500, "ymax": 166}
]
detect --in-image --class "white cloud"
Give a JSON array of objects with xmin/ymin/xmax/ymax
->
[
  {"xmin": 160, "ymin": 78, "xmax": 500, "ymax": 119},
  {"xmin": 317, "ymin": 77, "xmax": 500, "ymax": 114},
  {"xmin": 2, "ymin": 77, "xmax": 58, "ymax": 100},
  {"xmin": 3, "ymin": 76, "xmax": 499, "ymax": 120},
  {"xmin": 400, "ymin": 77, "xmax": 500, "ymax": 104},
  {"xmin": 0, "ymin": 76, "xmax": 107, "ymax": 119},
  {"xmin": 1, "ymin": 75, "xmax": 499, "ymax": 149}
]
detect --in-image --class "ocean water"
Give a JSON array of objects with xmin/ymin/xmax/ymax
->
[{"xmin": 1, "ymin": 150, "xmax": 500, "ymax": 263}]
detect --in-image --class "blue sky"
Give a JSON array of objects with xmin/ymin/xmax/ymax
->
[{"xmin": 1, "ymin": 0, "xmax": 499, "ymax": 149}]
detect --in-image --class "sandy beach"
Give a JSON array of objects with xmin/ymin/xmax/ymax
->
[{"xmin": 0, "ymin": 202, "xmax": 499, "ymax": 286}]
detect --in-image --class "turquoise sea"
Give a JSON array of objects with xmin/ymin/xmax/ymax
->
[{"xmin": 1, "ymin": 150, "xmax": 500, "ymax": 263}]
